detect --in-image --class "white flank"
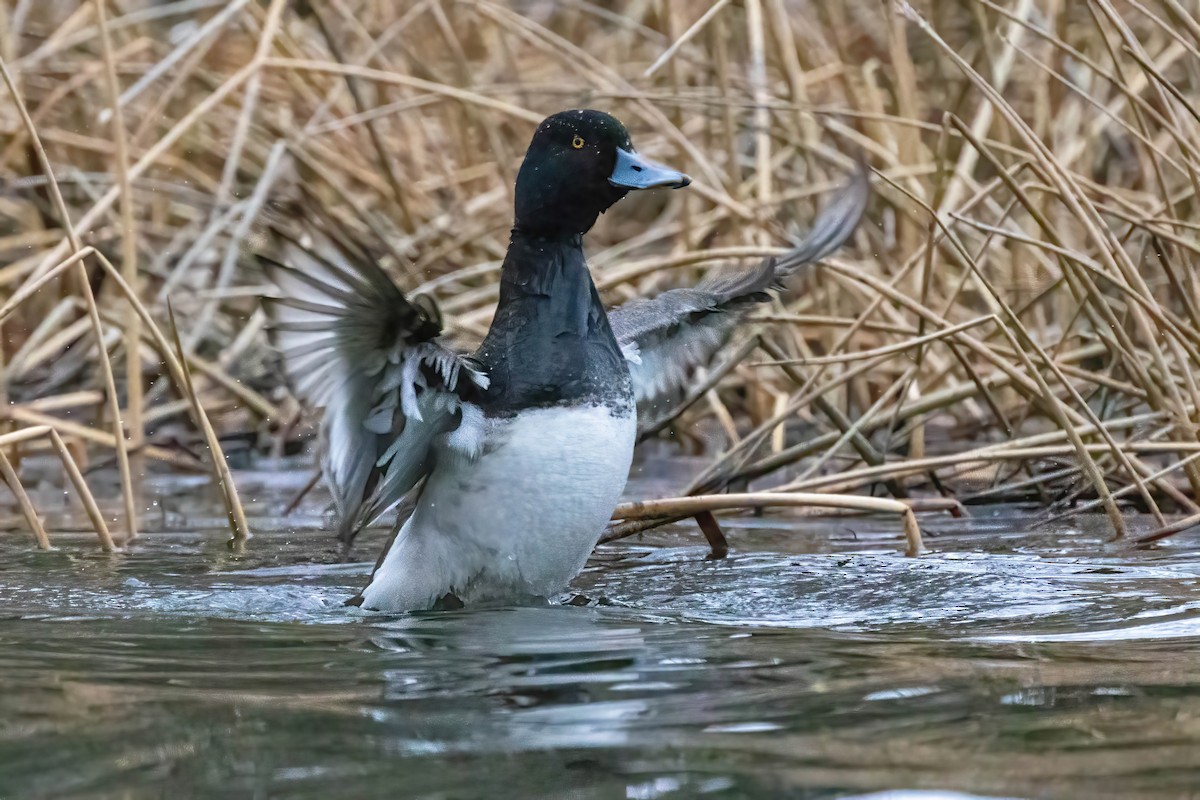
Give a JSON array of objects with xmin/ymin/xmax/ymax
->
[{"xmin": 358, "ymin": 404, "xmax": 636, "ymax": 611}]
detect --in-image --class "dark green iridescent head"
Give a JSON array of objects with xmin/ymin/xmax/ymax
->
[{"xmin": 513, "ymin": 109, "xmax": 690, "ymax": 236}]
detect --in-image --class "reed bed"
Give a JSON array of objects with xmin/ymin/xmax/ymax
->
[{"xmin": 2, "ymin": 0, "xmax": 1200, "ymax": 551}]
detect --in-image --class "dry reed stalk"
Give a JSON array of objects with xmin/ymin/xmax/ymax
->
[
  {"xmin": 1041, "ymin": 450, "xmax": 1200, "ymax": 525},
  {"xmin": 95, "ymin": 0, "xmax": 143, "ymax": 458},
  {"xmin": 0, "ymin": 425, "xmax": 54, "ymax": 549},
  {"xmin": 7, "ymin": 1, "xmax": 1200, "ymax": 549},
  {"xmin": 925, "ymin": 178, "xmax": 1151, "ymax": 531},
  {"xmin": 0, "ymin": 446, "xmax": 48, "ymax": 549},
  {"xmin": 0, "ymin": 248, "xmax": 95, "ymax": 321},
  {"xmin": 122, "ymin": 280, "xmax": 251, "ymax": 539},
  {"xmin": 642, "ymin": 0, "xmax": 728, "ymax": 79},
  {"xmin": 0, "ymin": 54, "xmax": 138, "ymax": 543},
  {"xmin": 217, "ymin": 0, "xmax": 287, "ymax": 207},
  {"xmin": 914, "ymin": 4, "xmax": 1200, "ymax": 452},
  {"xmin": 2, "ymin": 236, "xmax": 243, "ymax": 504},
  {"xmin": 780, "ymin": 442, "xmax": 1200, "ymax": 495},
  {"xmin": 305, "ymin": 0, "xmax": 415, "ymax": 230},
  {"xmin": 768, "ymin": 405, "xmax": 1167, "ymax": 489},
  {"xmin": 167, "ymin": 302, "xmax": 249, "ymax": 542},
  {"xmin": 610, "ymin": 491, "xmax": 928, "ymax": 556},
  {"xmin": 263, "ymin": 57, "xmax": 543, "ymax": 123},
  {"xmin": 44, "ymin": 428, "xmax": 113, "ymax": 550},
  {"xmin": 18, "ymin": 62, "xmax": 255, "ymax": 283},
  {"xmin": 3, "ymin": 405, "xmax": 197, "ymax": 469}
]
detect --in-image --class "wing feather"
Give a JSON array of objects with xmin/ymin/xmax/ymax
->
[
  {"xmin": 259, "ymin": 234, "xmax": 488, "ymax": 544},
  {"xmin": 608, "ymin": 161, "xmax": 869, "ymax": 432}
]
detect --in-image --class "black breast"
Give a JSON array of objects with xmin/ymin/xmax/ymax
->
[{"xmin": 472, "ymin": 234, "xmax": 632, "ymax": 415}]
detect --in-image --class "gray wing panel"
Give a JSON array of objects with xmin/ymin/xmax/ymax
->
[{"xmin": 608, "ymin": 162, "xmax": 869, "ymax": 430}]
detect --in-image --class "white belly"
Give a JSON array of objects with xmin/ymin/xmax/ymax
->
[{"xmin": 358, "ymin": 403, "xmax": 636, "ymax": 611}]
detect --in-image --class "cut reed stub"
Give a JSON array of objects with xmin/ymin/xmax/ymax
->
[{"xmin": 694, "ymin": 511, "xmax": 729, "ymax": 559}]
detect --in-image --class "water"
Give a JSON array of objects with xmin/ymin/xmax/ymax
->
[{"xmin": 3, "ymin": 460, "xmax": 1200, "ymax": 798}]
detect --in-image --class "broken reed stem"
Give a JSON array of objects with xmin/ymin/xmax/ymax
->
[
  {"xmin": 693, "ymin": 510, "xmax": 730, "ymax": 558},
  {"xmin": 612, "ymin": 491, "xmax": 926, "ymax": 556},
  {"xmin": 0, "ymin": 424, "xmax": 123, "ymax": 550},
  {"xmin": 0, "ymin": 425, "xmax": 53, "ymax": 447}
]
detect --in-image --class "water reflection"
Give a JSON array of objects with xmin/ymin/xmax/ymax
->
[{"xmin": 2, "ymin": 481, "xmax": 1200, "ymax": 796}]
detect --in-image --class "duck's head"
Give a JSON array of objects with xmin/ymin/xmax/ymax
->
[{"xmin": 514, "ymin": 109, "xmax": 691, "ymax": 236}]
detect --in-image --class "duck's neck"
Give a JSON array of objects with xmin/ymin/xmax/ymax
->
[
  {"xmin": 499, "ymin": 229, "xmax": 585, "ymax": 292},
  {"xmin": 474, "ymin": 230, "xmax": 631, "ymax": 414}
]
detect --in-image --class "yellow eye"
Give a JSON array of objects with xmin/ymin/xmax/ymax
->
[{"xmin": 572, "ymin": 135, "xmax": 585, "ymax": 150}]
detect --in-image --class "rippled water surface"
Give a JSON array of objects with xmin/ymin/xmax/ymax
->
[{"xmin": 3, "ymin": 460, "xmax": 1200, "ymax": 798}]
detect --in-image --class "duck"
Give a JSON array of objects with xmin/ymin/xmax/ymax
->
[{"xmin": 261, "ymin": 109, "xmax": 868, "ymax": 612}]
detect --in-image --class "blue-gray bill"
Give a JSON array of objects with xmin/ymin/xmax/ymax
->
[{"xmin": 609, "ymin": 147, "xmax": 691, "ymax": 190}]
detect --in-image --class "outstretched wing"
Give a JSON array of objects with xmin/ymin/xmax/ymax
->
[
  {"xmin": 260, "ymin": 235, "xmax": 489, "ymax": 543},
  {"xmin": 608, "ymin": 162, "xmax": 869, "ymax": 432}
]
